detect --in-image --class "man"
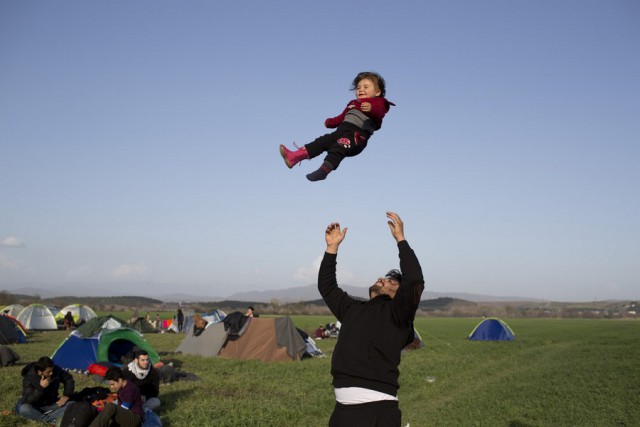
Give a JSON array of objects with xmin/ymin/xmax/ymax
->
[
  {"xmin": 17, "ymin": 356, "xmax": 75, "ymax": 424},
  {"xmin": 176, "ymin": 309, "xmax": 185, "ymax": 332},
  {"xmin": 319, "ymin": 212, "xmax": 425, "ymax": 427},
  {"xmin": 123, "ymin": 350, "xmax": 161, "ymax": 411},
  {"xmin": 90, "ymin": 367, "xmax": 143, "ymax": 427}
]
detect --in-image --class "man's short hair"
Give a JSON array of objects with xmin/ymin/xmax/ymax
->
[
  {"xmin": 105, "ymin": 367, "xmax": 125, "ymax": 382},
  {"xmin": 34, "ymin": 356, "xmax": 54, "ymax": 372},
  {"xmin": 134, "ymin": 349, "xmax": 149, "ymax": 359}
]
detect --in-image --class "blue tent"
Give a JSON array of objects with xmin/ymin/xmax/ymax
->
[
  {"xmin": 51, "ymin": 316, "xmax": 159, "ymax": 371},
  {"xmin": 468, "ymin": 318, "xmax": 515, "ymax": 341}
]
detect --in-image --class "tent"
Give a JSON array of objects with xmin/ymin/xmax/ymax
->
[
  {"xmin": 55, "ymin": 304, "xmax": 97, "ymax": 324},
  {"xmin": 175, "ymin": 322, "xmax": 229, "ymax": 357},
  {"xmin": 47, "ymin": 306, "xmax": 60, "ymax": 318},
  {"xmin": 130, "ymin": 317, "xmax": 159, "ymax": 334},
  {"xmin": 17, "ymin": 304, "xmax": 58, "ymax": 330},
  {"xmin": 177, "ymin": 316, "xmax": 307, "ymax": 361},
  {"xmin": 0, "ymin": 345, "xmax": 20, "ymax": 366},
  {"xmin": 468, "ymin": 318, "xmax": 515, "ymax": 341},
  {"xmin": 1, "ymin": 304, "xmax": 25, "ymax": 317},
  {"xmin": 219, "ymin": 317, "xmax": 306, "ymax": 361},
  {"xmin": 51, "ymin": 315, "xmax": 159, "ymax": 371},
  {"xmin": 0, "ymin": 315, "xmax": 27, "ymax": 344},
  {"xmin": 168, "ymin": 309, "xmax": 226, "ymax": 333},
  {"xmin": 404, "ymin": 327, "xmax": 424, "ymax": 351}
]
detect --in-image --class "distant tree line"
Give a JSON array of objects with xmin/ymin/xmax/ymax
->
[{"xmin": 2, "ymin": 291, "xmax": 635, "ymax": 319}]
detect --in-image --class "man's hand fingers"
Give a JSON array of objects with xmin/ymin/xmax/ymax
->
[{"xmin": 326, "ymin": 222, "xmax": 340, "ymax": 233}]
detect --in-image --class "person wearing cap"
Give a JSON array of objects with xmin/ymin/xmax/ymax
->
[{"xmin": 318, "ymin": 211, "xmax": 425, "ymax": 427}]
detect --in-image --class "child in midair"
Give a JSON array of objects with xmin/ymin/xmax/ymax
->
[{"xmin": 279, "ymin": 71, "xmax": 395, "ymax": 181}]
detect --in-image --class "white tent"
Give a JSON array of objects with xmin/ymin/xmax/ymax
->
[
  {"xmin": 17, "ymin": 304, "xmax": 58, "ymax": 330},
  {"xmin": 1, "ymin": 304, "xmax": 25, "ymax": 317},
  {"xmin": 55, "ymin": 304, "xmax": 98, "ymax": 324}
]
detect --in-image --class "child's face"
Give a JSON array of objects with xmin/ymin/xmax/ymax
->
[{"xmin": 355, "ymin": 78, "xmax": 381, "ymax": 99}]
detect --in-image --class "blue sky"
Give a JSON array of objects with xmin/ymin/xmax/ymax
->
[{"xmin": 1, "ymin": 1, "xmax": 638, "ymax": 301}]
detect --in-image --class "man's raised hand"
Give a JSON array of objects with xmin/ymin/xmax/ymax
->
[
  {"xmin": 386, "ymin": 212, "xmax": 406, "ymax": 243},
  {"xmin": 325, "ymin": 222, "xmax": 347, "ymax": 254}
]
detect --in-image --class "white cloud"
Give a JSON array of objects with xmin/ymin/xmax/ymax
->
[
  {"xmin": 111, "ymin": 263, "xmax": 148, "ymax": 278},
  {"xmin": 0, "ymin": 253, "xmax": 18, "ymax": 270},
  {"xmin": 1, "ymin": 236, "xmax": 25, "ymax": 247},
  {"xmin": 293, "ymin": 256, "xmax": 355, "ymax": 284},
  {"xmin": 294, "ymin": 256, "xmax": 322, "ymax": 282}
]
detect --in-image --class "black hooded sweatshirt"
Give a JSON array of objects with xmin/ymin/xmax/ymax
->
[
  {"xmin": 318, "ymin": 240, "xmax": 425, "ymax": 397},
  {"xmin": 21, "ymin": 362, "xmax": 74, "ymax": 407}
]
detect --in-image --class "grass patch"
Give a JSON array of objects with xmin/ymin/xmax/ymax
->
[{"xmin": 0, "ymin": 317, "xmax": 638, "ymax": 426}]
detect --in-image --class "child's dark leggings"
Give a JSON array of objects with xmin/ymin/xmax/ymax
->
[{"xmin": 304, "ymin": 122, "xmax": 370, "ymax": 170}]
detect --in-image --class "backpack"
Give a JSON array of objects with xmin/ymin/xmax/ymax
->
[{"xmin": 60, "ymin": 401, "xmax": 97, "ymax": 427}]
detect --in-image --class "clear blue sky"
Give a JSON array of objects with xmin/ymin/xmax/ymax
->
[{"xmin": 1, "ymin": 1, "xmax": 638, "ymax": 301}]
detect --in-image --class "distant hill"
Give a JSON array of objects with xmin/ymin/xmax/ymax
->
[
  {"xmin": 419, "ymin": 297, "xmax": 476, "ymax": 311},
  {"xmin": 2, "ymin": 282, "xmax": 544, "ymax": 304},
  {"xmin": 224, "ymin": 284, "xmax": 544, "ymax": 304},
  {"xmin": 41, "ymin": 295, "xmax": 163, "ymax": 307}
]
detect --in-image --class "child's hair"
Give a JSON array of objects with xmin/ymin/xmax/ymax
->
[{"xmin": 351, "ymin": 72, "xmax": 386, "ymax": 97}]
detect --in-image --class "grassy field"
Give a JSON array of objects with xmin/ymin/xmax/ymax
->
[{"xmin": 1, "ymin": 316, "xmax": 638, "ymax": 426}]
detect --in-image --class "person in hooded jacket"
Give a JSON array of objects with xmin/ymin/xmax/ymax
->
[
  {"xmin": 17, "ymin": 356, "xmax": 74, "ymax": 424},
  {"xmin": 319, "ymin": 212, "xmax": 425, "ymax": 427}
]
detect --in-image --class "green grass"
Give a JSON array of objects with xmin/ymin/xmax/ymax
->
[{"xmin": 1, "ymin": 317, "xmax": 638, "ymax": 426}]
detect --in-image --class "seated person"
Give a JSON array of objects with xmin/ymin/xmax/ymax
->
[
  {"xmin": 315, "ymin": 325, "xmax": 326, "ymax": 339},
  {"xmin": 17, "ymin": 356, "xmax": 74, "ymax": 424},
  {"xmin": 63, "ymin": 311, "xmax": 75, "ymax": 330},
  {"xmin": 91, "ymin": 367, "xmax": 143, "ymax": 427},
  {"xmin": 123, "ymin": 350, "xmax": 161, "ymax": 411}
]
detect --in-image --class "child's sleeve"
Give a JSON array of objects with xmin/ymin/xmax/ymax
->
[
  {"xmin": 362, "ymin": 98, "xmax": 392, "ymax": 123},
  {"xmin": 325, "ymin": 101, "xmax": 359, "ymax": 128}
]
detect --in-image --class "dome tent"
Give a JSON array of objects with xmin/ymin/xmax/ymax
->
[
  {"xmin": 468, "ymin": 318, "xmax": 515, "ymax": 341},
  {"xmin": 51, "ymin": 315, "xmax": 159, "ymax": 371},
  {"xmin": 0, "ymin": 315, "xmax": 27, "ymax": 344},
  {"xmin": 1, "ymin": 304, "xmax": 25, "ymax": 317},
  {"xmin": 54, "ymin": 304, "xmax": 97, "ymax": 324},
  {"xmin": 130, "ymin": 317, "xmax": 159, "ymax": 334},
  {"xmin": 17, "ymin": 304, "xmax": 58, "ymax": 330}
]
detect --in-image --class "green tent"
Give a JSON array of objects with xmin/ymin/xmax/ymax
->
[{"xmin": 51, "ymin": 315, "xmax": 159, "ymax": 371}]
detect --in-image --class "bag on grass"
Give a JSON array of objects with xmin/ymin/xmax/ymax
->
[
  {"xmin": 60, "ymin": 401, "xmax": 97, "ymax": 427},
  {"xmin": 70, "ymin": 386, "xmax": 111, "ymax": 403},
  {"xmin": 91, "ymin": 392, "xmax": 118, "ymax": 412},
  {"xmin": 87, "ymin": 363, "xmax": 109, "ymax": 377}
]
